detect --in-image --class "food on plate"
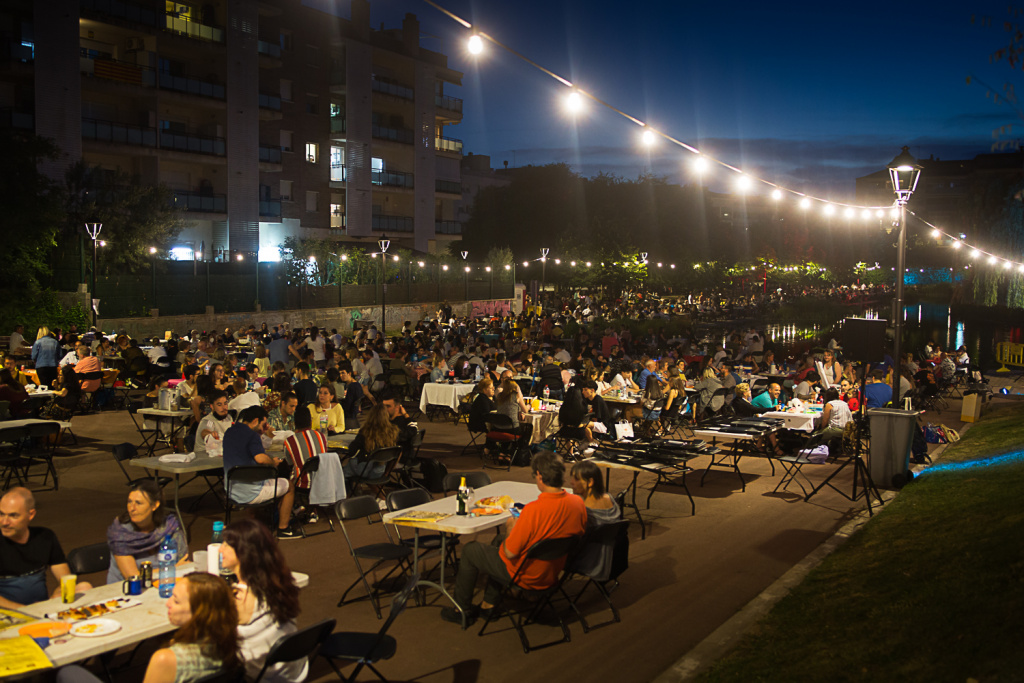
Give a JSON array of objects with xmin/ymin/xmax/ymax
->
[
  {"xmin": 48, "ymin": 597, "xmax": 139, "ymax": 622},
  {"xmin": 474, "ymin": 495, "xmax": 514, "ymax": 509},
  {"xmin": 468, "ymin": 507, "xmax": 503, "ymax": 516}
]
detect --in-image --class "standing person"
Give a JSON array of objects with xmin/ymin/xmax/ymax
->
[
  {"xmin": 31, "ymin": 327, "xmax": 61, "ymax": 388},
  {"xmin": 291, "ymin": 363, "xmax": 318, "ymax": 407},
  {"xmin": 336, "ymin": 361, "xmax": 368, "ymax": 430},
  {"xmin": 223, "ymin": 406, "xmax": 298, "ymax": 539},
  {"xmin": 106, "ymin": 480, "xmax": 188, "ymax": 583},
  {"xmin": 820, "ymin": 349, "xmax": 843, "ymax": 388},
  {"xmin": 0, "ymin": 487, "xmax": 93, "ymax": 608},
  {"xmin": 220, "ymin": 519, "xmax": 304, "ymax": 682},
  {"xmin": 308, "ymin": 384, "xmax": 345, "ymax": 435},
  {"xmin": 305, "ymin": 328, "xmax": 326, "ymax": 371}
]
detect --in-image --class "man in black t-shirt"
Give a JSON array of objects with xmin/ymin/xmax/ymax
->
[
  {"xmin": 292, "ymin": 362, "xmax": 319, "ymax": 407},
  {"xmin": 0, "ymin": 487, "xmax": 92, "ymax": 607}
]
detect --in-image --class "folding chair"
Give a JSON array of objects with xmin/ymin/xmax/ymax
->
[
  {"xmin": 478, "ymin": 535, "xmax": 582, "ymax": 653},
  {"xmin": 385, "ymin": 488, "xmax": 456, "ymax": 574},
  {"xmin": 346, "ymin": 446, "xmax": 402, "ymax": 499},
  {"xmin": 460, "ymin": 419, "xmax": 488, "ymax": 457},
  {"xmin": 482, "ymin": 412, "xmax": 518, "ymax": 471},
  {"xmin": 111, "ymin": 443, "xmax": 172, "ymax": 488},
  {"xmin": 225, "ymin": 465, "xmax": 278, "ymax": 523},
  {"xmin": 334, "ymin": 496, "xmax": 413, "ymax": 619},
  {"xmin": 292, "ymin": 456, "xmax": 336, "ymax": 539},
  {"xmin": 441, "ymin": 471, "xmax": 492, "ymax": 494},
  {"xmin": 0, "ymin": 400, "xmax": 9, "ymax": 421},
  {"xmin": 23, "ymin": 421, "xmax": 61, "ymax": 490},
  {"xmin": 251, "ymin": 618, "xmax": 336, "ymax": 683},
  {"xmin": 562, "ymin": 519, "xmax": 630, "ymax": 632},
  {"xmin": 19, "ymin": 395, "xmax": 50, "ymax": 420},
  {"xmin": 320, "ymin": 575, "xmax": 417, "ymax": 683},
  {"xmin": 0, "ymin": 426, "xmax": 30, "ymax": 488},
  {"xmin": 389, "ymin": 429, "xmax": 425, "ymax": 489},
  {"xmin": 128, "ymin": 401, "xmax": 160, "ymax": 456},
  {"xmin": 67, "ymin": 542, "xmax": 111, "ymax": 576}
]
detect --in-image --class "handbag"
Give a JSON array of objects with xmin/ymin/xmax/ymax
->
[{"xmin": 614, "ymin": 422, "xmax": 634, "ymax": 440}]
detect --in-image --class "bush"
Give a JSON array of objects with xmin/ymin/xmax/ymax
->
[{"xmin": 0, "ymin": 290, "xmax": 88, "ymax": 336}]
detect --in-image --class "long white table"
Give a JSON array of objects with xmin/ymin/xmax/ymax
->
[
  {"xmin": 419, "ymin": 382, "xmax": 476, "ymax": 414},
  {"xmin": 3, "ymin": 563, "xmax": 308, "ymax": 667},
  {"xmin": 382, "ymin": 481, "xmax": 542, "ymax": 627},
  {"xmin": 761, "ymin": 410, "xmax": 819, "ymax": 432}
]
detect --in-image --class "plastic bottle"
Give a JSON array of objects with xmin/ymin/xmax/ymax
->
[
  {"xmin": 207, "ymin": 521, "xmax": 224, "ymax": 575},
  {"xmin": 475, "ymin": 365, "xmax": 481, "ymax": 381},
  {"xmin": 157, "ymin": 533, "xmax": 176, "ymax": 598},
  {"xmin": 456, "ymin": 477, "xmax": 468, "ymax": 515},
  {"xmin": 543, "ymin": 385, "xmax": 550, "ymax": 400},
  {"xmin": 319, "ymin": 412, "xmax": 329, "ymax": 440}
]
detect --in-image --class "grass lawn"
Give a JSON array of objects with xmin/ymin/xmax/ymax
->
[{"xmin": 697, "ymin": 403, "xmax": 1024, "ymax": 683}]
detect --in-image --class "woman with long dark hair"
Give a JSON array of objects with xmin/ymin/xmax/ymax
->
[
  {"xmin": 220, "ymin": 519, "xmax": 303, "ymax": 682},
  {"xmin": 106, "ymin": 479, "xmax": 187, "ymax": 583}
]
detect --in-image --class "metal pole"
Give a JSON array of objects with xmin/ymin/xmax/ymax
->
[
  {"xmin": 338, "ymin": 258, "xmax": 343, "ymax": 308},
  {"xmin": 381, "ymin": 251, "xmax": 386, "ymax": 336},
  {"xmin": 255, "ymin": 257, "xmax": 260, "ymax": 309},
  {"xmin": 892, "ymin": 204, "xmax": 907, "ymax": 399},
  {"xmin": 91, "ymin": 238, "xmax": 98, "ymax": 326}
]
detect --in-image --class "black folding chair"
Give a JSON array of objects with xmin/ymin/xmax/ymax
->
[
  {"xmin": 20, "ymin": 395, "xmax": 50, "ymax": 420},
  {"xmin": 111, "ymin": 443, "xmax": 172, "ymax": 488},
  {"xmin": 67, "ymin": 542, "xmax": 111, "ymax": 576},
  {"xmin": 441, "ymin": 471, "xmax": 492, "ymax": 495},
  {"xmin": 0, "ymin": 426, "xmax": 30, "ymax": 488},
  {"xmin": 482, "ymin": 412, "xmax": 518, "ymax": 471},
  {"xmin": 127, "ymin": 401, "xmax": 160, "ymax": 456},
  {"xmin": 562, "ymin": 520, "xmax": 630, "ymax": 633},
  {"xmin": 334, "ymin": 496, "xmax": 413, "ymax": 619},
  {"xmin": 251, "ymin": 618, "xmax": 337, "ymax": 683},
  {"xmin": 346, "ymin": 446, "xmax": 403, "ymax": 499},
  {"xmin": 389, "ymin": 429, "xmax": 424, "ymax": 489},
  {"xmin": 23, "ymin": 421, "xmax": 61, "ymax": 490},
  {"xmin": 478, "ymin": 534, "xmax": 582, "ymax": 653},
  {"xmin": 225, "ymin": 465, "xmax": 278, "ymax": 523},
  {"xmin": 385, "ymin": 488, "xmax": 457, "ymax": 573},
  {"xmin": 320, "ymin": 576, "xmax": 417, "ymax": 683}
]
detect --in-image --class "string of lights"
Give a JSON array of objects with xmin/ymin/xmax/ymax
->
[{"xmin": 420, "ymin": 0, "xmax": 1024, "ymax": 273}]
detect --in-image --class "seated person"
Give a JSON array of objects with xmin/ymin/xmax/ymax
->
[
  {"xmin": 0, "ymin": 369, "xmax": 29, "ymax": 418},
  {"xmin": 343, "ymin": 403, "xmax": 399, "ymax": 484},
  {"xmin": 107, "ymin": 480, "xmax": 187, "ymax": 583},
  {"xmin": 795, "ymin": 371, "xmax": 821, "ymax": 401},
  {"xmin": 228, "ymin": 378, "xmax": 262, "ymax": 413},
  {"xmin": 580, "ymin": 379, "xmax": 615, "ymax": 440},
  {"xmin": 467, "ymin": 377, "xmax": 496, "ymax": 434},
  {"xmin": 814, "ymin": 387, "xmax": 854, "ymax": 444},
  {"xmin": 558, "ymin": 385, "xmax": 594, "ymax": 446},
  {"xmin": 176, "ymin": 364, "xmax": 199, "ymax": 407},
  {"xmin": 267, "ymin": 391, "xmax": 298, "ymax": 433},
  {"xmin": 284, "ymin": 407, "xmax": 328, "ymax": 490},
  {"xmin": 337, "ymin": 360, "xmax": 371, "ymax": 430},
  {"xmin": 223, "ymin": 406, "xmax": 298, "ymax": 539},
  {"xmin": 0, "ymin": 487, "xmax": 93, "ymax": 608},
  {"xmin": 493, "ymin": 378, "xmax": 534, "ymax": 450},
  {"xmin": 751, "ymin": 382, "xmax": 783, "ymax": 411},
  {"xmin": 291, "ymin": 362, "xmax": 319, "ymax": 407},
  {"xmin": 537, "ymin": 356, "xmax": 565, "ymax": 399},
  {"xmin": 43, "ymin": 365, "xmax": 83, "ymax": 420},
  {"xmin": 195, "ymin": 390, "xmax": 232, "ymax": 458},
  {"xmin": 839, "ymin": 378, "xmax": 861, "ymax": 412},
  {"xmin": 732, "ymin": 382, "xmax": 760, "ymax": 417},
  {"xmin": 143, "ymin": 376, "xmax": 170, "ymax": 409},
  {"xmin": 308, "ymin": 384, "xmax": 345, "ymax": 435},
  {"xmin": 569, "ymin": 461, "xmax": 621, "ymax": 578},
  {"xmin": 862, "ymin": 369, "xmax": 893, "ymax": 408},
  {"xmin": 440, "ymin": 451, "xmax": 587, "ymax": 625}
]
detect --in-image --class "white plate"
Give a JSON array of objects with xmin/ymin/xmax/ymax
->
[{"xmin": 70, "ymin": 618, "xmax": 122, "ymax": 637}]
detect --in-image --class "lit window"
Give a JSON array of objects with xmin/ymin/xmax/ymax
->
[{"xmin": 305, "ymin": 143, "xmax": 318, "ymax": 163}]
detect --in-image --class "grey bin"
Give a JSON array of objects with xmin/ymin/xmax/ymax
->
[{"xmin": 866, "ymin": 408, "xmax": 918, "ymax": 489}]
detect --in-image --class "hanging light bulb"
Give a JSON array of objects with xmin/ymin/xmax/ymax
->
[
  {"xmin": 844, "ymin": 207, "xmax": 854, "ymax": 218},
  {"xmin": 970, "ymin": 249, "xmax": 980, "ymax": 258},
  {"xmin": 861, "ymin": 209, "xmax": 871, "ymax": 220},
  {"xmin": 467, "ymin": 34, "xmax": 483, "ymax": 54},
  {"xmin": 931, "ymin": 229, "xmax": 941, "ymax": 238},
  {"xmin": 952, "ymin": 241, "xmax": 961, "ymax": 249},
  {"xmin": 823, "ymin": 204, "xmax": 835, "ymax": 216},
  {"xmin": 988, "ymin": 255, "xmax": 997, "ymax": 265},
  {"xmin": 771, "ymin": 189, "xmax": 782, "ymax": 201},
  {"xmin": 1004, "ymin": 260, "xmax": 1012, "ymax": 269},
  {"xmin": 565, "ymin": 90, "xmax": 584, "ymax": 114},
  {"xmin": 641, "ymin": 128, "xmax": 656, "ymax": 146},
  {"xmin": 875, "ymin": 209, "xmax": 884, "ymax": 218},
  {"xmin": 735, "ymin": 174, "xmax": 752, "ymax": 193},
  {"xmin": 692, "ymin": 156, "xmax": 709, "ymax": 174},
  {"xmin": 799, "ymin": 197, "xmax": 811, "ymax": 210}
]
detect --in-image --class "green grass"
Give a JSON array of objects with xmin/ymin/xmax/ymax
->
[{"xmin": 697, "ymin": 403, "xmax": 1024, "ymax": 683}]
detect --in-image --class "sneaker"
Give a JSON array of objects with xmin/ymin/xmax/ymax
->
[
  {"xmin": 440, "ymin": 604, "xmax": 478, "ymax": 626},
  {"xmin": 583, "ymin": 447, "xmax": 595, "ymax": 456},
  {"xmin": 307, "ymin": 511, "xmax": 319, "ymax": 524},
  {"xmin": 276, "ymin": 527, "xmax": 301, "ymax": 540}
]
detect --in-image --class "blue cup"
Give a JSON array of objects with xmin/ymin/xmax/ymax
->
[{"xmin": 122, "ymin": 576, "xmax": 143, "ymax": 596}]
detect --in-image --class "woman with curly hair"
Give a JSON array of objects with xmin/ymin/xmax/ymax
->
[{"xmin": 220, "ymin": 519, "xmax": 304, "ymax": 682}]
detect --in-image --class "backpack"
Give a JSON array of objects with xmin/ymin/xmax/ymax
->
[
  {"xmin": 417, "ymin": 457, "xmax": 448, "ymax": 494},
  {"xmin": 510, "ymin": 444, "xmax": 532, "ymax": 467}
]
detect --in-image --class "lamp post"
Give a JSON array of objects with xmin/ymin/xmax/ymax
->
[
  {"xmin": 540, "ymin": 247, "xmax": 549, "ymax": 306},
  {"xmin": 379, "ymin": 236, "xmax": 390, "ymax": 336},
  {"xmin": 887, "ymin": 146, "xmax": 922, "ymax": 399},
  {"xmin": 461, "ymin": 250, "xmax": 469, "ymax": 300},
  {"xmin": 84, "ymin": 223, "xmax": 102, "ymax": 326}
]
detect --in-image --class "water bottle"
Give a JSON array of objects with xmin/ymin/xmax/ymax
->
[
  {"xmin": 207, "ymin": 521, "xmax": 224, "ymax": 575},
  {"xmin": 157, "ymin": 533, "xmax": 176, "ymax": 598},
  {"xmin": 456, "ymin": 477, "xmax": 468, "ymax": 516},
  {"xmin": 320, "ymin": 412, "xmax": 329, "ymax": 439},
  {"xmin": 543, "ymin": 385, "xmax": 550, "ymax": 400},
  {"xmin": 475, "ymin": 365, "xmax": 481, "ymax": 381}
]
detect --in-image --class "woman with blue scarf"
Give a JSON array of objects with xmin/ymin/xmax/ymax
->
[{"xmin": 106, "ymin": 480, "xmax": 187, "ymax": 583}]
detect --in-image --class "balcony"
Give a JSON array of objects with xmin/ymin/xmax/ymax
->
[
  {"xmin": 435, "ymin": 221, "xmax": 462, "ymax": 235},
  {"xmin": 0, "ymin": 109, "xmax": 34, "ymax": 130},
  {"xmin": 172, "ymin": 190, "xmax": 226, "ymax": 213},
  {"xmin": 373, "ymin": 170, "xmax": 413, "ymax": 189},
  {"xmin": 81, "ymin": 55, "xmax": 155, "ymax": 87},
  {"xmin": 165, "ymin": 14, "xmax": 224, "ymax": 43},
  {"xmin": 160, "ymin": 72, "xmax": 225, "ymax": 99},
  {"xmin": 372, "ymin": 124, "xmax": 413, "ymax": 145},
  {"xmin": 259, "ymin": 199, "xmax": 282, "ymax": 217},
  {"xmin": 257, "ymin": 40, "xmax": 281, "ymax": 58},
  {"xmin": 330, "ymin": 162, "xmax": 347, "ymax": 182},
  {"xmin": 331, "ymin": 211, "xmax": 346, "ymax": 229},
  {"xmin": 259, "ymin": 93, "xmax": 281, "ymax": 110},
  {"xmin": 259, "ymin": 146, "xmax": 282, "ymax": 163},
  {"xmin": 436, "ymin": 179, "xmax": 461, "ymax": 194},
  {"xmin": 82, "ymin": 0, "xmax": 162, "ymax": 28},
  {"xmin": 435, "ymin": 136, "xmax": 463, "ymax": 154},
  {"xmin": 435, "ymin": 95, "xmax": 463, "ymax": 113},
  {"xmin": 330, "ymin": 117, "xmax": 346, "ymax": 134},
  {"xmin": 82, "ymin": 118, "xmax": 157, "ymax": 147},
  {"xmin": 160, "ymin": 130, "xmax": 226, "ymax": 156},
  {"xmin": 372, "ymin": 214, "xmax": 414, "ymax": 233},
  {"xmin": 372, "ymin": 77, "xmax": 413, "ymax": 100}
]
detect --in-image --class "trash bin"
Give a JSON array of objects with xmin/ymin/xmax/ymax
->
[
  {"xmin": 961, "ymin": 390, "xmax": 983, "ymax": 423},
  {"xmin": 867, "ymin": 408, "xmax": 918, "ymax": 489}
]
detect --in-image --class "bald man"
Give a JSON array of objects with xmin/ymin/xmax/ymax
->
[{"xmin": 0, "ymin": 487, "xmax": 91, "ymax": 607}]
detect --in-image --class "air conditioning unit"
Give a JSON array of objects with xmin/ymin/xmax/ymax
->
[{"xmin": 125, "ymin": 37, "xmax": 144, "ymax": 51}]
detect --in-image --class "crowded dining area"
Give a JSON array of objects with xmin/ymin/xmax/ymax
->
[{"xmin": 0, "ymin": 299, "xmax": 973, "ymax": 682}]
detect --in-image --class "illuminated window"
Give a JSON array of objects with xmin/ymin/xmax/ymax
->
[{"xmin": 305, "ymin": 143, "xmax": 318, "ymax": 164}]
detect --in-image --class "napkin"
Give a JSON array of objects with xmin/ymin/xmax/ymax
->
[{"xmin": 159, "ymin": 452, "xmax": 196, "ymax": 463}]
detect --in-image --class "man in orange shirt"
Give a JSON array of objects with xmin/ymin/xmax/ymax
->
[
  {"xmin": 74, "ymin": 346, "xmax": 103, "ymax": 393},
  {"xmin": 441, "ymin": 450, "xmax": 587, "ymax": 626}
]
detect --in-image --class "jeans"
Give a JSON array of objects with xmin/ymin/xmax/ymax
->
[{"xmin": 453, "ymin": 538, "xmax": 512, "ymax": 607}]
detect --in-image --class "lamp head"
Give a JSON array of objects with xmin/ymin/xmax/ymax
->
[
  {"xmin": 887, "ymin": 146, "xmax": 922, "ymax": 205},
  {"xmin": 378, "ymin": 236, "xmax": 390, "ymax": 253}
]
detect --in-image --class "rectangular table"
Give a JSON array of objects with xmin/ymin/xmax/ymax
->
[
  {"xmin": 382, "ymin": 481, "xmax": 542, "ymax": 627},
  {"xmin": 136, "ymin": 408, "xmax": 192, "ymax": 456},
  {"xmin": 127, "ymin": 455, "xmax": 226, "ymax": 543},
  {"xmin": 693, "ymin": 427, "xmax": 777, "ymax": 492},
  {"xmin": 4, "ymin": 563, "xmax": 308, "ymax": 668},
  {"xmin": 419, "ymin": 382, "xmax": 476, "ymax": 416},
  {"xmin": 761, "ymin": 411, "xmax": 819, "ymax": 432}
]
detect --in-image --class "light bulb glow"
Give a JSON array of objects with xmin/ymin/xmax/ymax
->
[
  {"xmin": 799, "ymin": 198, "xmax": 811, "ymax": 210},
  {"xmin": 393, "ymin": 255, "xmax": 399, "ymax": 262},
  {"xmin": 149, "ymin": 247, "xmax": 157, "ymax": 254},
  {"xmin": 586, "ymin": 261, "xmax": 592, "ymax": 267},
  {"xmin": 988, "ymin": 255, "xmax": 997, "ymax": 265},
  {"xmin": 844, "ymin": 207, "xmax": 854, "ymax": 218},
  {"xmin": 565, "ymin": 91, "xmax": 583, "ymax": 114},
  {"xmin": 735, "ymin": 174, "xmax": 752, "ymax": 193},
  {"xmin": 467, "ymin": 34, "xmax": 483, "ymax": 54},
  {"xmin": 931, "ymin": 229, "xmax": 941, "ymax": 238},
  {"xmin": 442, "ymin": 264, "xmax": 449, "ymax": 271},
  {"xmin": 464, "ymin": 266, "xmax": 471, "ymax": 272},
  {"xmin": 692, "ymin": 156, "xmax": 709, "ymax": 174},
  {"xmin": 970, "ymin": 249, "xmax": 980, "ymax": 258},
  {"xmin": 823, "ymin": 204, "xmax": 835, "ymax": 216},
  {"xmin": 861, "ymin": 210, "xmax": 871, "ymax": 220},
  {"xmin": 340, "ymin": 254, "xmax": 347, "ymax": 261},
  {"xmin": 504, "ymin": 264, "xmax": 511, "ymax": 270},
  {"xmin": 522, "ymin": 261, "xmax": 528, "ymax": 267},
  {"xmin": 641, "ymin": 129, "xmax": 656, "ymax": 146},
  {"xmin": 952, "ymin": 241, "xmax": 961, "ymax": 249},
  {"xmin": 1004, "ymin": 260, "xmax": 1012, "ymax": 269},
  {"xmin": 771, "ymin": 189, "xmax": 782, "ymax": 201},
  {"xmin": 485, "ymin": 266, "xmax": 491, "ymax": 272}
]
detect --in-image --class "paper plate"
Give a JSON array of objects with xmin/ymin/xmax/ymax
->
[
  {"xmin": 19, "ymin": 622, "xmax": 71, "ymax": 638},
  {"xmin": 70, "ymin": 618, "xmax": 122, "ymax": 637}
]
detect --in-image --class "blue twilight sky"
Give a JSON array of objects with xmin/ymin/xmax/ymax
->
[{"xmin": 322, "ymin": 0, "xmax": 1024, "ymax": 198}]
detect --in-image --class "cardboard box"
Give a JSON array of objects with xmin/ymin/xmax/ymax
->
[{"xmin": 961, "ymin": 392, "xmax": 983, "ymax": 423}]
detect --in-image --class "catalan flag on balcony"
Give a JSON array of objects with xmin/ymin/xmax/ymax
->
[{"xmin": 94, "ymin": 60, "xmax": 143, "ymax": 86}]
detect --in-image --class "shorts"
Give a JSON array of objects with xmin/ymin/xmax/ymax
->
[{"xmin": 247, "ymin": 478, "xmax": 290, "ymax": 504}]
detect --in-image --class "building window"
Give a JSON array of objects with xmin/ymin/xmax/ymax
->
[
  {"xmin": 280, "ymin": 130, "xmax": 293, "ymax": 152},
  {"xmin": 306, "ymin": 191, "xmax": 319, "ymax": 212},
  {"xmin": 280, "ymin": 180, "xmax": 293, "ymax": 201},
  {"xmin": 331, "ymin": 203, "xmax": 343, "ymax": 216},
  {"xmin": 305, "ymin": 143, "xmax": 318, "ymax": 163},
  {"xmin": 280, "ymin": 79, "xmax": 292, "ymax": 101},
  {"xmin": 306, "ymin": 44, "xmax": 319, "ymax": 66},
  {"xmin": 279, "ymin": 30, "xmax": 292, "ymax": 51},
  {"xmin": 306, "ymin": 94, "xmax": 319, "ymax": 115}
]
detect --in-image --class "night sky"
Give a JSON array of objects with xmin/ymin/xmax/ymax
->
[{"xmin": 326, "ymin": 0, "xmax": 1021, "ymax": 198}]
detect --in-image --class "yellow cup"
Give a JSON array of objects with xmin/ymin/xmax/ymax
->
[{"xmin": 61, "ymin": 574, "xmax": 77, "ymax": 604}]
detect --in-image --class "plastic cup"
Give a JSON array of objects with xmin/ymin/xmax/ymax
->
[
  {"xmin": 61, "ymin": 574, "xmax": 77, "ymax": 604},
  {"xmin": 193, "ymin": 551, "xmax": 208, "ymax": 571}
]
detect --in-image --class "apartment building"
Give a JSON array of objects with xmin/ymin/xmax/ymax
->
[{"xmin": 0, "ymin": 0, "xmax": 464, "ymax": 259}]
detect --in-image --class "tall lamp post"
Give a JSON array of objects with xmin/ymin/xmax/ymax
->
[
  {"xmin": 461, "ymin": 250, "xmax": 469, "ymax": 300},
  {"xmin": 379, "ymin": 236, "xmax": 390, "ymax": 336},
  {"xmin": 887, "ymin": 146, "xmax": 922, "ymax": 399},
  {"xmin": 84, "ymin": 223, "xmax": 103, "ymax": 326},
  {"xmin": 540, "ymin": 247, "xmax": 549, "ymax": 306}
]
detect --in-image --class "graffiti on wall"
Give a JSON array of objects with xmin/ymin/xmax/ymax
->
[{"xmin": 471, "ymin": 300, "xmax": 511, "ymax": 318}]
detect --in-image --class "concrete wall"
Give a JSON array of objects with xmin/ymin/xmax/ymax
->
[{"xmin": 97, "ymin": 298, "xmax": 513, "ymax": 338}]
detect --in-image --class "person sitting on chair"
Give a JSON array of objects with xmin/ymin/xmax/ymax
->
[
  {"xmin": 569, "ymin": 461, "xmax": 621, "ymax": 577},
  {"xmin": 440, "ymin": 450, "xmax": 587, "ymax": 626},
  {"xmin": 813, "ymin": 387, "xmax": 854, "ymax": 444},
  {"xmin": 862, "ymin": 369, "xmax": 893, "ymax": 408},
  {"xmin": 106, "ymin": 480, "xmax": 188, "ymax": 583},
  {"xmin": 751, "ymin": 382, "xmax": 783, "ymax": 411},
  {"xmin": 494, "ymin": 378, "xmax": 534, "ymax": 452},
  {"xmin": 308, "ymin": 384, "xmax": 345, "ymax": 435},
  {"xmin": 342, "ymin": 403, "xmax": 398, "ymax": 485}
]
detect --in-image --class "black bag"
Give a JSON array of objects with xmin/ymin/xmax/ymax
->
[
  {"xmin": 510, "ymin": 445, "xmax": 532, "ymax": 468},
  {"xmin": 912, "ymin": 423, "xmax": 929, "ymax": 463},
  {"xmin": 417, "ymin": 457, "xmax": 448, "ymax": 494}
]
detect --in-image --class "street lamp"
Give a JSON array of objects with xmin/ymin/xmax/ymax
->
[
  {"xmin": 461, "ymin": 251, "xmax": 469, "ymax": 300},
  {"xmin": 540, "ymin": 247, "xmax": 549, "ymax": 305},
  {"xmin": 887, "ymin": 146, "xmax": 922, "ymax": 399},
  {"xmin": 379, "ymin": 236, "xmax": 390, "ymax": 336},
  {"xmin": 84, "ymin": 223, "xmax": 102, "ymax": 325}
]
